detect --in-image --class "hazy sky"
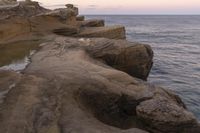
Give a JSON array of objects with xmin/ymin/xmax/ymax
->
[{"xmin": 37, "ymin": 0, "xmax": 200, "ymax": 14}]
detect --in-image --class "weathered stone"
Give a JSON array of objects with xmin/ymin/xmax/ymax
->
[
  {"xmin": 76, "ymin": 26, "xmax": 126, "ymax": 39},
  {"xmin": 53, "ymin": 26, "xmax": 79, "ymax": 36},
  {"xmin": 0, "ymin": 17, "xmax": 31, "ymax": 42},
  {"xmin": 0, "ymin": 2, "xmax": 200, "ymax": 133},
  {"xmin": 84, "ymin": 38, "xmax": 153, "ymax": 80},
  {"xmin": 80, "ymin": 19, "xmax": 105, "ymax": 27},
  {"xmin": 1, "ymin": 37, "xmax": 199, "ymax": 133},
  {"xmin": 137, "ymin": 96, "xmax": 200, "ymax": 133},
  {"xmin": 65, "ymin": 3, "xmax": 74, "ymax": 8},
  {"xmin": 0, "ymin": 0, "xmax": 16, "ymax": 5},
  {"xmin": 0, "ymin": 70, "xmax": 21, "ymax": 104},
  {"xmin": 0, "ymin": 6, "xmax": 78, "ymax": 43},
  {"xmin": 76, "ymin": 15, "xmax": 85, "ymax": 21},
  {"xmin": 0, "ymin": 1, "xmax": 49, "ymax": 19}
]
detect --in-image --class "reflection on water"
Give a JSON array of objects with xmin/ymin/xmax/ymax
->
[{"xmin": 0, "ymin": 40, "xmax": 40, "ymax": 71}]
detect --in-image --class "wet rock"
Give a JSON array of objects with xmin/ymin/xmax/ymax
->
[
  {"xmin": 76, "ymin": 25, "xmax": 126, "ymax": 39},
  {"xmin": 137, "ymin": 97, "xmax": 200, "ymax": 133},
  {"xmin": 0, "ymin": 70, "xmax": 21, "ymax": 104}
]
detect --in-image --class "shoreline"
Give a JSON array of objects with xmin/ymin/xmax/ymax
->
[{"xmin": 0, "ymin": 0, "xmax": 200, "ymax": 133}]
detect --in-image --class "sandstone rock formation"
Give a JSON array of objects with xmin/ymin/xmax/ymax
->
[
  {"xmin": 0, "ymin": 1, "xmax": 125, "ymax": 43},
  {"xmin": 76, "ymin": 26, "xmax": 126, "ymax": 39},
  {"xmin": 0, "ymin": 37, "xmax": 200, "ymax": 133},
  {"xmin": 0, "ymin": 0, "xmax": 16, "ymax": 5},
  {"xmin": 0, "ymin": 1, "xmax": 200, "ymax": 133},
  {"xmin": 76, "ymin": 15, "xmax": 85, "ymax": 21},
  {"xmin": 80, "ymin": 19, "xmax": 105, "ymax": 27}
]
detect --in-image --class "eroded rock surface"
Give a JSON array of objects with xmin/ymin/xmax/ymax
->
[
  {"xmin": 0, "ymin": 37, "xmax": 199, "ymax": 133},
  {"xmin": 76, "ymin": 26, "xmax": 126, "ymax": 39},
  {"xmin": 0, "ymin": 1, "xmax": 200, "ymax": 133},
  {"xmin": 0, "ymin": 1, "xmax": 126, "ymax": 43},
  {"xmin": 80, "ymin": 19, "xmax": 105, "ymax": 27},
  {"xmin": 0, "ymin": 0, "xmax": 16, "ymax": 5}
]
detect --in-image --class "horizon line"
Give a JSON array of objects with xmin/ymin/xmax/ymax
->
[{"xmin": 82, "ymin": 14, "xmax": 200, "ymax": 15}]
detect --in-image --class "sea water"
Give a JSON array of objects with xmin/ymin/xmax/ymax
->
[{"xmin": 86, "ymin": 15, "xmax": 200, "ymax": 120}]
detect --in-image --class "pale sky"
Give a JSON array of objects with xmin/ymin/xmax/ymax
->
[{"xmin": 37, "ymin": 0, "xmax": 200, "ymax": 14}]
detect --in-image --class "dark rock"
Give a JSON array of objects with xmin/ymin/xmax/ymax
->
[
  {"xmin": 137, "ymin": 96, "xmax": 200, "ymax": 133},
  {"xmin": 76, "ymin": 15, "xmax": 85, "ymax": 21},
  {"xmin": 53, "ymin": 26, "xmax": 79, "ymax": 36},
  {"xmin": 65, "ymin": 3, "xmax": 74, "ymax": 8},
  {"xmin": 80, "ymin": 19, "xmax": 105, "ymax": 27},
  {"xmin": 84, "ymin": 38, "xmax": 153, "ymax": 80}
]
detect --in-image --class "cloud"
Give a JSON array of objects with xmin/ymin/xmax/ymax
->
[
  {"xmin": 88, "ymin": 5, "xmax": 98, "ymax": 8},
  {"xmin": 86, "ymin": 5, "xmax": 98, "ymax": 10}
]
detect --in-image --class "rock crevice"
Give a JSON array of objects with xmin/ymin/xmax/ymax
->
[{"xmin": 0, "ymin": 1, "xmax": 200, "ymax": 133}]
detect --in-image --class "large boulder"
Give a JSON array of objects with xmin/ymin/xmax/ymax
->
[
  {"xmin": 0, "ymin": 37, "xmax": 199, "ymax": 133},
  {"xmin": 137, "ymin": 96, "xmax": 200, "ymax": 132},
  {"xmin": 84, "ymin": 38, "xmax": 153, "ymax": 80}
]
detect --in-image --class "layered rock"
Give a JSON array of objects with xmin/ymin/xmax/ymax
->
[
  {"xmin": 0, "ymin": 0, "xmax": 16, "ymax": 5},
  {"xmin": 0, "ymin": 1, "xmax": 126, "ymax": 43},
  {"xmin": 0, "ymin": 37, "xmax": 199, "ymax": 133},
  {"xmin": 76, "ymin": 15, "xmax": 85, "ymax": 21},
  {"xmin": 0, "ymin": 1, "xmax": 200, "ymax": 133},
  {"xmin": 76, "ymin": 26, "xmax": 126, "ymax": 39},
  {"xmin": 0, "ymin": 0, "xmax": 49, "ymax": 19},
  {"xmin": 80, "ymin": 19, "xmax": 105, "ymax": 27}
]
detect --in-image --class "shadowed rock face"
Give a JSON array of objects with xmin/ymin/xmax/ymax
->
[
  {"xmin": 0, "ymin": 1, "xmax": 200, "ymax": 133},
  {"xmin": 84, "ymin": 38, "xmax": 153, "ymax": 80},
  {"xmin": 0, "ymin": 37, "xmax": 200, "ymax": 133},
  {"xmin": 80, "ymin": 19, "xmax": 105, "ymax": 27}
]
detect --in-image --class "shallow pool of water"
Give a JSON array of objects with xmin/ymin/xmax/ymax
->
[{"xmin": 0, "ymin": 40, "xmax": 40, "ymax": 71}]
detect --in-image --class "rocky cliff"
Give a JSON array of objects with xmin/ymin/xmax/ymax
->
[{"xmin": 0, "ymin": 1, "xmax": 200, "ymax": 133}]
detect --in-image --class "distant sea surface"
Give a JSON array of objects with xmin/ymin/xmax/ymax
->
[{"xmin": 86, "ymin": 15, "xmax": 200, "ymax": 120}]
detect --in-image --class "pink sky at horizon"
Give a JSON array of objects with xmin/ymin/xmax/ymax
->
[{"xmin": 37, "ymin": 0, "xmax": 200, "ymax": 14}]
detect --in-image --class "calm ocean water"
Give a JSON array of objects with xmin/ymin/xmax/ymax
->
[{"xmin": 86, "ymin": 15, "xmax": 200, "ymax": 120}]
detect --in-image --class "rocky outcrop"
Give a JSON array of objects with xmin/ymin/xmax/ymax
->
[
  {"xmin": 76, "ymin": 26, "xmax": 126, "ymax": 39},
  {"xmin": 84, "ymin": 38, "xmax": 153, "ymax": 80},
  {"xmin": 0, "ymin": 1, "xmax": 49, "ymax": 19},
  {"xmin": 1, "ymin": 1, "xmax": 200, "ymax": 133},
  {"xmin": 0, "ymin": 37, "xmax": 199, "ymax": 133},
  {"xmin": 76, "ymin": 15, "xmax": 85, "ymax": 21},
  {"xmin": 0, "ymin": 1, "xmax": 125, "ymax": 43},
  {"xmin": 0, "ymin": 0, "xmax": 16, "ymax": 5},
  {"xmin": 80, "ymin": 19, "xmax": 105, "ymax": 27}
]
